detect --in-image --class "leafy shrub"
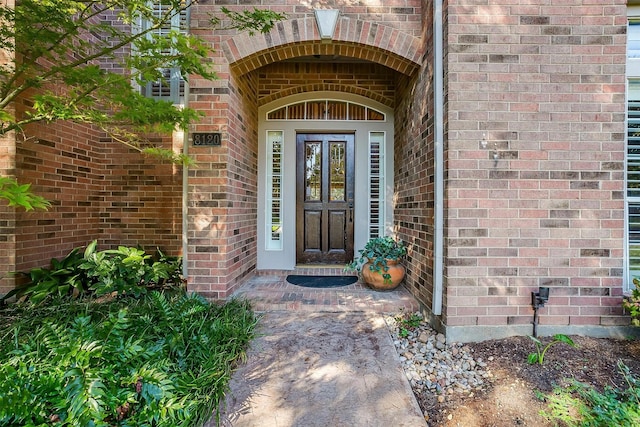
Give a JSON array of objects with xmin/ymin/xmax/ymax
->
[
  {"xmin": 622, "ymin": 277, "xmax": 640, "ymax": 326},
  {"xmin": 0, "ymin": 291, "xmax": 257, "ymax": 426},
  {"xmin": 542, "ymin": 360, "xmax": 640, "ymax": 426},
  {"xmin": 80, "ymin": 241, "xmax": 182, "ymax": 297},
  {"xmin": 1, "ymin": 242, "xmax": 184, "ymax": 304},
  {"xmin": 3, "ymin": 247, "xmax": 87, "ymax": 304}
]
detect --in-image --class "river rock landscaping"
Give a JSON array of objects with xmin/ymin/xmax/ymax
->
[
  {"xmin": 384, "ymin": 314, "xmax": 489, "ymax": 397},
  {"xmin": 385, "ymin": 311, "xmax": 640, "ymax": 427}
]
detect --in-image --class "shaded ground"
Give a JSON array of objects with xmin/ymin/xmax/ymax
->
[
  {"xmin": 416, "ymin": 335, "xmax": 640, "ymax": 427},
  {"xmin": 216, "ymin": 311, "xmax": 426, "ymax": 427}
]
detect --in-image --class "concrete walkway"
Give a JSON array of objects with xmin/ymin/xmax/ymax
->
[{"xmin": 210, "ymin": 274, "xmax": 427, "ymax": 427}]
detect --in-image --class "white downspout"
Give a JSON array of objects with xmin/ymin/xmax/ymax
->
[
  {"xmin": 181, "ymin": 10, "xmax": 191, "ymax": 283},
  {"xmin": 433, "ymin": 0, "xmax": 444, "ymax": 315},
  {"xmin": 182, "ymin": 127, "xmax": 189, "ymax": 281}
]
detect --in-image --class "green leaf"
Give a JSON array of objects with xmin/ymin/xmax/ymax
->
[
  {"xmin": 84, "ymin": 240, "xmax": 97, "ymax": 259},
  {"xmin": 0, "ymin": 177, "xmax": 50, "ymax": 211},
  {"xmin": 527, "ymin": 353, "xmax": 539, "ymax": 365},
  {"xmin": 217, "ymin": 7, "xmax": 287, "ymax": 36},
  {"xmin": 553, "ymin": 334, "xmax": 576, "ymax": 347},
  {"xmin": 142, "ymin": 147, "xmax": 195, "ymax": 166},
  {"xmin": 528, "ymin": 335, "xmax": 542, "ymax": 346}
]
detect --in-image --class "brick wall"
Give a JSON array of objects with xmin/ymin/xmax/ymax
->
[
  {"xmin": 257, "ymin": 62, "xmax": 397, "ymax": 106},
  {"xmin": 12, "ymin": 120, "xmax": 182, "ymax": 281},
  {"xmin": 15, "ymin": 121, "xmax": 104, "ymax": 273},
  {"xmin": 224, "ymin": 70, "xmax": 260, "ymax": 295},
  {"xmin": 100, "ymin": 133, "xmax": 182, "ymax": 251},
  {"xmin": 185, "ymin": 69, "xmax": 259, "ymax": 299},
  {"xmin": 0, "ymin": 4, "xmax": 184, "ymax": 295},
  {"xmin": 442, "ymin": 0, "xmax": 628, "ymax": 339},
  {"xmin": 395, "ymin": 0, "xmax": 436, "ymax": 319},
  {"xmin": 211, "ymin": 0, "xmax": 423, "ymax": 37}
]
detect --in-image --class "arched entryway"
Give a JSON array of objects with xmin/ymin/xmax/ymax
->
[
  {"xmin": 220, "ymin": 15, "xmax": 421, "ymax": 271},
  {"xmin": 185, "ymin": 10, "xmax": 423, "ymax": 297},
  {"xmin": 256, "ymin": 92, "xmax": 395, "ymax": 270}
]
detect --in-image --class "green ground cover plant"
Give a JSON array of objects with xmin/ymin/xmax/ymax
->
[
  {"xmin": 395, "ymin": 312, "xmax": 422, "ymax": 338},
  {"xmin": 0, "ymin": 290, "xmax": 257, "ymax": 426},
  {"xmin": 542, "ymin": 360, "xmax": 640, "ymax": 426}
]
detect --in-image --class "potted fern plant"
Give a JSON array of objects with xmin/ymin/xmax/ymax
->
[{"xmin": 346, "ymin": 236, "xmax": 407, "ymax": 290}]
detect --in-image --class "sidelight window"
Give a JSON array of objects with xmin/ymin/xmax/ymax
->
[
  {"xmin": 369, "ymin": 132, "xmax": 385, "ymax": 238},
  {"xmin": 266, "ymin": 131, "xmax": 284, "ymax": 250},
  {"xmin": 627, "ymin": 10, "xmax": 640, "ymax": 290}
]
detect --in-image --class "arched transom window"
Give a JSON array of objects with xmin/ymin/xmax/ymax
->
[{"xmin": 267, "ymin": 100, "xmax": 386, "ymax": 121}]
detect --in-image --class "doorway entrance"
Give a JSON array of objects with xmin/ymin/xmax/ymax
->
[
  {"xmin": 256, "ymin": 93, "xmax": 394, "ymax": 271},
  {"xmin": 296, "ymin": 133, "xmax": 355, "ymax": 264}
]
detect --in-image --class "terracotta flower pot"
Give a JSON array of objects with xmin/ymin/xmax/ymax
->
[{"xmin": 361, "ymin": 259, "xmax": 405, "ymax": 291}]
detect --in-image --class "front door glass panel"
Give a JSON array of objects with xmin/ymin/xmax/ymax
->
[
  {"xmin": 305, "ymin": 142, "xmax": 321, "ymax": 201},
  {"xmin": 330, "ymin": 142, "xmax": 346, "ymax": 201}
]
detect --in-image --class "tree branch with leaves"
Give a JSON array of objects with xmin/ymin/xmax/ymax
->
[{"xmin": 0, "ymin": 0, "xmax": 285, "ymax": 210}]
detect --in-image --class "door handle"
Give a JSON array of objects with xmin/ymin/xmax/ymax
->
[{"xmin": 348, "ymin": 200, "xmax": 353, "ymax": 222}]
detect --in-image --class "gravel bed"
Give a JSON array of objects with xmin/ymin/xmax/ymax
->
[{"xmin": 384, "ymin": 312, "xmax": 492, "ymax": 401}]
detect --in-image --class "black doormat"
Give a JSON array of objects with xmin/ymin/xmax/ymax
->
[{"xmin": 285, "ymin": 275, "xmax": 358, "ymax": 288}]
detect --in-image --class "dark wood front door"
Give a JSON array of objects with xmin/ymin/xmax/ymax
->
[{"xmin": 296, "ymin": 133, "xmax": 355, "ymax": 264}]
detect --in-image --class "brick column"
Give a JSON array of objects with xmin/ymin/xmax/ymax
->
[{"xmin": 443, "ymin": 0, "xmax": 628, "ymax": 339}]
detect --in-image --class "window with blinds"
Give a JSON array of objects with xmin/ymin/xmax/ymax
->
[
  {"xmin": 266, "ymin": 131, "xmax": 284, "ymax": 250},
  {"xmin": 267, "ymin": 100, "xmax": 386, "ymax": 121},
  {"xmin": 627, "ymin": 81, "xmax": 640, "ymax": 284},
  {"xmin": 627, "ymin": 12, "xmax": 640, "ymax": 290},
  {"xmin": 139, "ymin": 1, "xmax": 188, "ymax": 104},
  {"xmin": 369, "ymin": 132, "xmax": 385, "ymax": 238}
]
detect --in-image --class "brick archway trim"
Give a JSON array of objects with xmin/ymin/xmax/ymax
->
[
  {"xmin": 258, "ymin": 83, "xmax": 393, "ymax": 108},
  {"xmin": 224, "ymin": 17, "xmax": 422, "ymax": 77}
]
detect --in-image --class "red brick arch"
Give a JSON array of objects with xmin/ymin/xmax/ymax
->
[{"xmin": 223, "ymin": 16, "xmax": 422, "ymax": 77}]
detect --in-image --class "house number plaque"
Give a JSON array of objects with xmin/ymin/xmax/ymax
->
[{"xmin": 192, "ymin": 132, "xmax": 221, "ymax": 146}]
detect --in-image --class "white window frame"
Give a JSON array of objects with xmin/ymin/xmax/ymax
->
[
  {"xmin": 265, "ymin": 130, "xmax": 284, "ymax": 251},
  {"xmin": 626, "ymin": 6, "xmax": 640, "ymax": 292},
  {"xmin": 136, "ymin": 1, "xmax": 189, "ymax": 104}
]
